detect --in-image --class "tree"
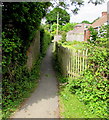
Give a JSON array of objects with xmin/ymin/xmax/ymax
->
[
  {"xmin": 81, "ymin": 20, "xmax": 91, "ymax": 24},
  {"xmin": 61, "ymin": 23, "xmax": 77, "ymax": 32},
  {"xmin": 51, "ymin": 0, "xmax": 105, "ymax": 14},
  {"xmin": 50, "ymin": 23, "xmax": 63, "ymax": 35},
  {"xmin": 91, "ymin": 17, "xmax": 100, "ymax": 24},
  {"xmin": 46, "ymin": 7, "xmax": 70, "ymax": 25}
]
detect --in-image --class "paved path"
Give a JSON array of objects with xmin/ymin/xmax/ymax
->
[{"xmin": 11, "ymin": 44, "xmax": 59, "ymax": 118}]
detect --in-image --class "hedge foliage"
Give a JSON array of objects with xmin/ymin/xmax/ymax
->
[
  {"xmin": 2, "ymin": 2, "xmax": 51, "ymax": 73},
  {"xmin": 40, "ymin": 28, "xmax": 52, "ymax": 56},
  {"xmin": 69, "ymin": 44, "xmax": 108, "ymax": 117},
  {"xmin": 2, "ymin": 2, "xmax": 51, "ymax": 119},
  {"xmin": 55, "ymin": 25, "xmax": 109, "ymax": 118},
  {"xmin": 71, "ymin": 26, "xmax": 109, "ymax": 118}
]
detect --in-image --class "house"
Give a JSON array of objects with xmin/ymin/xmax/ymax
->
[
  {"xmin": 84, "ymin": 12, "xmax": 108, "ymax": 41},
  {"xmin": 52, "ymin": 35, "xmax": 62, "ymax": 42},
  {"xmin": 66, "ymin": 23, "xmax": 90, "ymax": 42},
  {"xmin": 53, "ymin": 11, "xmax": 108, "ymax": 42}
]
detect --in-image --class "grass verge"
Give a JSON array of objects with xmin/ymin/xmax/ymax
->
[
  {"xmin": 59, "ymin": 85, "xmax": 97, "ymax": 118},
  {"xmin": 53, "ymin": 57, "xmax": 98, "ymax": 118}
]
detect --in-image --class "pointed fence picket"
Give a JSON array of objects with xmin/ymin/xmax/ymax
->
[{"xmin": 56, "ymin": 43, "xmax": 88, "ymax": 78}]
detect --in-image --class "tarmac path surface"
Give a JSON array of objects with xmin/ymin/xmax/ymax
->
[{"xmin": 11, "ymin": 44, "xmax": 59, "ymax": 118}]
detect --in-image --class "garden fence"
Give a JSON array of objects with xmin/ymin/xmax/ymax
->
[{"xmin": 55, "ymin": 43, "xmax": 88, "ymax": 78}]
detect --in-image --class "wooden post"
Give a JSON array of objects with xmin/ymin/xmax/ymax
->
[
  {"xmin": 56, "ymin": 12, "xmax": 59, "ymax": 35},
  {"xmin": 80, "ymin": 50, "xmax": 82, "ymax": 74},
  {"xmin": 83, "ymin": 50, "xmax": 85, "ymax": 72},
  {"xmin": 72, "ymin": 49, "xmax": 75, "ymax": 78},
  {"xmin": 68, "ymin": 48, "xmax": 70, "ymax": 77},
  {"xmin": 85, "ymin": 49, "xmax": 88, "ymax": 70},
  {"xmin": 78, "ymin": 50, "xmax": 79, "ymax": 74}
]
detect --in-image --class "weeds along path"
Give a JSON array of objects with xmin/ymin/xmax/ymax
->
[{"xmin": 11, "ymin": 44, "xmax": 59, "ymax": 118}]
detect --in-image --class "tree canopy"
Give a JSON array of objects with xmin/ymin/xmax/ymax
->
[
  {"xmin": 61, "ymin": 23, "xmax": 77, "ymax": 32},
  {"xmin": 46, "ymin": 7, "xmax": 70, "ymax": 25},
  {"xmin": 91, "ymin": 17, "xmax": 100, "ymax": 24},
  {"xmin": 81, "ymin": 20, "xmax": 91, "ymax": 24},
  {"xmin": 51, "ymin": 0, "xmax": 105, "ymax": 14}
]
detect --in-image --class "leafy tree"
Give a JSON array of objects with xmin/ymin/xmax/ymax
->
[
  {"xmin": 51, "ymin": 23, "xmax": 62, "ymax": 31},
  {"xmin": 88, "ymin": 25, "xmax": 109, "ymax": 47},
  {"xmin": 81, "ymin": 20, "xmax": 91, "ymax": 24},
  {"xmin": 50, "ymin": 23, "xmax": 63, "ymax": 35},
  {"xmin": 46, "ymin": 7, "xmax": 70, "ymax": 25},
  {"xmin": 42, "ymin": 24, "xmax": 51, "ymax": 31},
  {"xmin": 91, "ymin": 17, "xmax": 100, "ymax": 24},
  {"xmin": 61, "ymin": 23, "xmax": 77, "ymax": 32},
  {"xmin": 52, "ymin": 0, "xmax": 105, "ymax": 14}
]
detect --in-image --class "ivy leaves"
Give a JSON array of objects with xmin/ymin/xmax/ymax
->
[
  {"xmin": 64, "ymin": 25, "xmax": 109, "ymax": 118},
  {"xmin": 2, "ymin": 2, "xmax": 51, "ymax": 119}
]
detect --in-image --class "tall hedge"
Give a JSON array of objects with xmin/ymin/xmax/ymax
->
[
  {"xmin": 40, "ymin": 28, "xmax": 52, "ymax": 56},
  {"xmin": 55, "ymin": 25, "xmax": 109, "ymax": 118},
  {"xmin": 2, "ymin": 2, "xmax": 51, "ymax": 118},
  {"xmin": 68, "ymin": 26, "xmax": 109, "ymax": 118},
  {"xmin": 2, "ymin": 2, "xmax": 51, "ymax": 73}
]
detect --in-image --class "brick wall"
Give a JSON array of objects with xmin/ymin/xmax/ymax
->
[{"xmin": 84, "ymin": 30, "xmax": 90, "ymax": 41}]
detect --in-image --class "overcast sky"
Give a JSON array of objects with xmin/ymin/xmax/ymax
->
[{"xmin": 69, "ymin": 0, "xmax": 108, "ymax": 23}]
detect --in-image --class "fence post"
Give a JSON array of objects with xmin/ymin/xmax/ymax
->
[{"xmin": 55, "ymin": 43, "xmax": 88, "ymax": 78}]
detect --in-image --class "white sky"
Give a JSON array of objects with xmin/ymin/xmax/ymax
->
[
  {"xmin": 68, "ymin": 0, "xmax": 108, "ymax": 23},
  {"xmin": 42, "ymin": 0, "xmax": 108, "ymax": 24}
]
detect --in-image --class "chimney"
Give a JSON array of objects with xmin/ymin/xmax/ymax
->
[{"xmin": 102, "ymin": 12, "xmax": 107, "ymax": 16}]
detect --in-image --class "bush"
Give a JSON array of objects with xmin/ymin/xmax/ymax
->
[
  {"xmin": 65, "ymin": 41, "xmax": 108, "ymax": 118},
  {"xmin": 40, "ymin": 28, "xmax": 52, "ymax": 56},
  {"xmin": 2, "ymin": 2, "xmax": 51, "ymax": 119},
  {"xmin": 55, "ymin": 25, "xmax": 109, "ymax": 118},
  {"xmin": 60, "ymin": 31, "xmax": 66, "ymax": 43},
  {"xmin": 2, "ymin": 58, "xmax": 42, "ymax": 119}
]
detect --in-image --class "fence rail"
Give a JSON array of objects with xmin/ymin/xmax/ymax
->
[{"xmin": 56, "ymin": 43, "xmax": 88, "ymax": 78}]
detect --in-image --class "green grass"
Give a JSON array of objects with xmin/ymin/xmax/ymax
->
[
  {"xmin": 59, "ymin": 87, "xmax": 98, "ymax": 118},
  {"xmin": 55, "ymin": 69, "xmax": 98, "ymax": 118},
  {"xmin": 54, "ymin": 65, "xmax": 98, "ymax": 118}
]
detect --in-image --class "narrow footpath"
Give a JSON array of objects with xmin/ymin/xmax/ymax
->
[{"xmin": 11, "ymin": 44, "xmax": 59, "ymax": 118}]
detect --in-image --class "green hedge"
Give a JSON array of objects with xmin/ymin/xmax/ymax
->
[
  {"xmin": 55, "ymin": 25, "xmax": 109, "ymax": 118},
  {"xmin": 40, "ymin": 28, "xmax": 52, "ymax": 56},
  {"xmin": 2, "ymin": 2, "xmax": 51, "ymax": 74},
  {"xmin": 68, "ymin": 45, "xmax": 109, "ymax": 118},
  {"xmin": 2, "ymin": 2, "xmax": 51, "ymax": 119}
]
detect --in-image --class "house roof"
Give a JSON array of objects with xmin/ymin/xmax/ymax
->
[
  {"xmin": 67, "ymin": 23, "xmax": 90, "ymax": 34},
  {"xmin": 107, "ymin": 13, "xmax": 109, "ymax": 24},
  {"xmin": 91, "ymin": 12, "xmax": 108, "ymax": 28}
]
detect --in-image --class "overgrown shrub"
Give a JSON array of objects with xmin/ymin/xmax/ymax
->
[
  {"xmin": 67, "ymin": 46, "xmax": 109, "ymax": 117},
  {"xmin": 2, "ymin": 57, "xmax": 42, "ymax": 119},
  {"xmin": 55, "ymin": 25, "xmax": 109, "ymax": 118},
  {"xmin": 40, "ymin": 28, "xmax": 52, "ymax": 56},
  {"xmin": 2, "ymin": 2, "xmax": 51, "ymax": 119},
  {"xmin": 60, "ymin": 31, "xmax": 66, "ymax": 43},
  {"xmin": 69, "ymin": 26, "xmax": 109, "ymax": 118}
]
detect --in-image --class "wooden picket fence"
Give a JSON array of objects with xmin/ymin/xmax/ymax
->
[{"xmin": 55, "ymin": 43, "xmax": 88, "ymax": 78}]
